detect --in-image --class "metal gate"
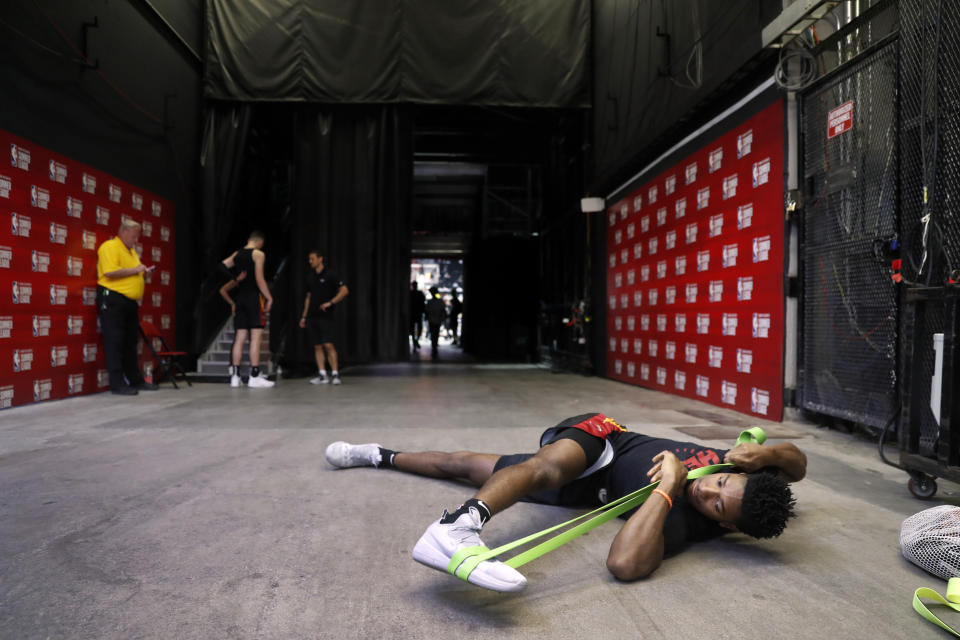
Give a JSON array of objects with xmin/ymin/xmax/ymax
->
[{"xmin": 799, "ymin": 42, "xmax": 899, "ymax": 427}]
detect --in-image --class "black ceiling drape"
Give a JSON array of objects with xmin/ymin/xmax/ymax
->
[{"xmin": 204, "ymin": 0, "xmax": 590, "ymax": 107}]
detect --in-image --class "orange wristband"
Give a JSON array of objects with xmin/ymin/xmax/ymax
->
[{"xmin": 652, "ymin": 488, "xmax": 673, "ymax": 510}]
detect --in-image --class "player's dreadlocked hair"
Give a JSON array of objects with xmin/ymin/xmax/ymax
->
[{"xmin": 737, "ymin": 472, "xmax": 796, "ymax": 539}]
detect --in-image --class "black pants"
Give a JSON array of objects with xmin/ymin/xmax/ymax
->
[
  {"xmin": 97, "ymin": 286, "xmax": 145, "ymax": 390},
  {"xmin": 428, "ymin": 322, "xmax": 442, "ymax": 354},
  {"xmin": 410, "ymin": 315, "xmax": 423, "ymax": 344}
]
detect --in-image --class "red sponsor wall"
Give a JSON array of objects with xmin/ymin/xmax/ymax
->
[
  {"xmin": 605, "ymin": 100, "xmax": 784, "ymax": 419},
  {"xmin": 0, "ymin": 130, "xmax": 176, "ymax": 409}
]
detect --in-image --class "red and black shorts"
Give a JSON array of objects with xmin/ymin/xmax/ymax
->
[{"xmin": 234, "ymin": 293, "xmax": 266, "ymax": 330}]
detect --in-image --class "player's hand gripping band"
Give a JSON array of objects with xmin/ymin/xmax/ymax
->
[{"xmin": 447, "ymin": 427, "xmax": 767, "ymax": 582}]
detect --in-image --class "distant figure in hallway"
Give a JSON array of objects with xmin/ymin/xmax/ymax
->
[
  {"xmin": 425, "ymin": 286, "xmax": 446, "ymax": 359},
  {"xmin": 448, "ymin": 289, "xmax": 462, "ymax": 346},
  {"xmin": 300, "ymin": 249, "xmax": 349, "ymax": 385},
  {"xmin": 410, "ymin": 281, "xmax": 425, "ymax": 350},
  {"xmin": 221, "ymin": 230, "xmax": 274, "ymax": 388}
]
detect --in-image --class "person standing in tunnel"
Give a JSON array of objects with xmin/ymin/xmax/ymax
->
[
  {"xmin": 425, "ymin": 286, "xmax": 446, "ymax": 359},
  {"xmin": 410, "ymin": 281, "xmax": 425, "ymax": 350}
]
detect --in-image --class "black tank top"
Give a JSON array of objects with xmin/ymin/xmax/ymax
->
[{"xmin": 234, "ymin": 247, "xmax": 258, "ymax": 295}]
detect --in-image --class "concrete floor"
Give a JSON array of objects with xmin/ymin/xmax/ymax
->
[{"xmin": 0, "ymin": 363, "xmax": 957, "ymax": 639}]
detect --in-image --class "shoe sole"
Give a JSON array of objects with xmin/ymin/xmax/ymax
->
[{"xmin": 412, "ymin": 525, "xmax": 526, "ymax": 593}]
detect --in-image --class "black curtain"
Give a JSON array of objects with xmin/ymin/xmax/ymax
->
[
  {"xmin": 194, "ymin": 103, "xmax": 253, "ymax": 353},
  {"xmin": 287, "ymin": 105, "xmax": 412, "ymax": 366}
]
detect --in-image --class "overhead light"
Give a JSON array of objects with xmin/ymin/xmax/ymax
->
[{"xmin": 580, "ymin": 197, "xmax": 605, "ymax": 213}]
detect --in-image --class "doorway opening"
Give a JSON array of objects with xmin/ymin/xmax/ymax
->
[{"xmin": 410, "ymin": 257, "xmax": 464, "ymax": 361}]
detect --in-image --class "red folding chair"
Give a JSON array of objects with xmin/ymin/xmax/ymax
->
[{"xmin": 139, "ymin": 320, "xmax": 191, "ymax": 388}]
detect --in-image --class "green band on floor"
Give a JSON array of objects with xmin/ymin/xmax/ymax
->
[{"xmin": 914, "ymin": 578, "xmax": 960, "ymax": 637}]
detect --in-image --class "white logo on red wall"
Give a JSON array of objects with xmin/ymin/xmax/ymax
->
[
  {"xmin": 721, "ymin": 380, "xmax": 738, "ymax": 405},
  {"xmin": 674, "ymin": 370, "xmax": 686, "ymax": 391},
  {"xmin": 160, "ymin": 270, "xmax": 171, "ymax": 287},
  {"xmin": 737, "ymin": 203, "xmax": 754, "ymax": 229},
  {"xmin": 709, "ymin": 213, "xmax": 723, "ymax": 237},
  {"xmin": 32, "ymin": 315, "xmax": 51, "ymax": 337},
  {"xmin": 686, "ymin": 283, "xmax": 698, "ymax": 304},
  {"xmin": 647, "ymin": 185, "xmax": 658, "ymax": 204},
  {"xmin": 737, "ymin": 276, "xmax": 754, "ymax": 301},
  {"xmin": 30, "ymin": 185, "xmax": 50, "ymax": 209},
  {"xmin": 96, "ymin": 206, "xmax": 110, "ymax": 226},
  {"xmin": 657, "ymin": 314, "xmax": 667, "ymax": 332},
  {"xmin": 709, "ymin": 345, "xmax": 723, "ymax": 368},
  {"xmin": 151, "ymin": 246, "xmax": 162, "ymax": 262},
  {"xmin": 614, "ymin": 316, "xmax": 622, "ymax": 331},
  {"xmin": 675, "ymin": 255, "xmax": 687, "ymax": 276},
  {"xmin": 608, "ymin": 295, "xmax": 616, "ymax": 310},
  {"xmin": 632, "ymin": 195, "xmax": 642, "ymax": 212},
  {"xmin": 640, "ymin": 215, "xmax": 650, "ymax": 233},
  {"xmin": 633, "ymin": 338, "xmax": 642, "ymax": 354},
  {"xmin": 12, "ymin": 281, "xmax": 32, "ymax": 304},
  {"xmin": 665, "ymin": 230, "xmax": 676, "ymax": 251},
  {"xmin": 131, "ymin": 192, "xmax": 143, "ymax": 211},
  {"xmin": 696, "ymin": 375, "xmax": 709, "ymax": 397},
  {"xmin": 13, "ymin": 348, "xmax": 33, "ymax": 372},
  {"xmin": 620, "ymin": 249, "xmax": 628, "ymax": 264},
  {"xmin": 647, "ymin": 339, "xmax": 658, "ymax": 358},
  {"xmin": 0, "ymin": 316, "xmax": 12, "ymax": 339},
  {"xmin": 722, "ymin": 313, "xmax": 738, "ymax": 336},
  {"xmin": 614, "ymin": 359, "xmax": 622, "ymax": 375},
  {"xmin": 49, "ymin": 223, "xmax": 67, "ymax": 244},
  {"xmin": 620, "ymin": 203, "xmax": 628, "ymax": 220},
  {"xmin": 697, "ymin": 313, "xmax": 710, "ymax": 334},
  {"xmin": 722, "ymin": 243, "xmax": 738, "ymax": 268},
  {"xmin": 753, "ymin": 313, "xmax": 772, "ymax": 338},
  {"xmin": 608, "ymin": 337, "xmax": 616, "ymax": 352},
  {"xmin": 83, "ymin": 343, "xmax": 98, "ymax": 362},
  {"xmin": 66, "ymin": 196, "xmax": 83, "ymax": 219},
  {"xmin": 152, "ymin": 292, "xmax": 162, "ymax": 307},
  {"xmin": 50, "ymin": 345, "xmax": 68, "ymax": 367},
  {"xmin": 640, "ymin": 363, "xmax": 650, "ymax": 381},
  {"xmin": 675, "ymin": 313, "xmax": 686, "ymax": 333},
  {"xmin": 737, "ymin": 129, "xmax": 754, "ymax": 158},
  {"xmin": 723, "ymin": 174, "xmax": 738, "ymax": 200},
  {"xmin": 142, "ymin": 221, "xmax": 153, "ymax": 238},
  {"xmin": 665, "ymin": 341, "xmax": 676, "ymax": 360},
  {"xmin": 108, "ymin": 183, "xmax": 123, "ymax": 203},
  {"xmin": 626, "ymin": 269, "xmax": 635, "ymax": 286},
  {"xmin": 685, "ymin": 343, "xmax": 698, "ymax": 363},
  {"xmin": 640, "ymin": 265, "xmax": 649, "ymax": 282},
  {"xmin": 656, "ymin": 366, "xmax": 667, "ymax": 386},
  {"xmin": 82, "ymin": 172, "xmax": 97, "ymax": 194},
  {"xmin": 627, "ymin": 362, "xmax": 636, "ymax": 378},
  {"xmin": 752, "ymin": 158, "xmax": 771, "ymax": 187},
  {"xmin": 647, "ymin": 237, "xmax": 658, "ymax": 255},
  {"xmin": 737, "ymin": 348, "xmax": 753, "ymax": 373},
  {"xmin": 685, "ymin": 222, "xmax": 698, "ymax": 245},
  {"xmin": 709, "ymin": 280, "xmax": 723, "ymax": 303},
  {"xmin": 0, "ymin": 385, "xmax": 12, "ymax": 408},
  {"xmin": 657, "ymin": 261, "xmax": 667, "ymax": 280},
  {"xmin": 34, "ymin": 379, "xmax": 52, "ymax": 402},
  {"xmin": 0, "ymin": 246, "xmax": 11, "ymax": 269},
  {"xmin": 620, "ymin": 338, "xmax": 629, "ymax": 354},
  {"xmin": 665, "ymin": 174, "xmax": 676, "ymax": 195},
  {"xmin": 685, "ymin": 161, "xmax": 697, "ymax": 185},
  {"xmin": 697, "ymin": 186, "xmax": 710, "ymax": 210},
  {"xmin": 67, "ymin": 256, "xmax": 83, "ymax": 277},
  {"xmin": 82, "ymin": 286, "xmax": 97, "ymax": 306},
  {"xmin": 665, "ymin": 285, "xmax": 676, "ymax": 305},
  {"xmin": 633, "ymin": 291, "xmax": 642, "ymax": 307},
  {"xmin": 49, "ymin": 159, "xmax": 67, "ymax": 183},
  {"xmin": 97, "ymin": 369, "xmax": 109, "ymax": 388},
  {"xmin": 608, "ymin": 253, "xmax": 616, "ymax": 269},
  {"xmin": 160, "ymin": 225, "xmax": 170, "ymax": 242},
  {"xmin": 626, "ymin": 222, "xmax": 635, "ymax": 240},
  {"xmin": 640, "ymin": 314, "xmax": 650, "ymax": 331},
  {"xmin": 626, "ymin": 315, "xmax": 635, "ymax": 331},
  {"xmin": 656, "ymin": 207, "xmax": 667, "ymax": 227},
  {"xmin": 608, "ymin": 212, "xmax": 616, "ymax": 228},
  {"xmin": 753, "ymin": 236, "xmax": 771, "ymax": 263},
  {"xmin": 66, "ymin": 315, "xmax": 84, "ymax": 335},
  {"xmin": 151, "ymin": 200, "xmax": 162, "ymax": 217},
  {"xmin": 709, "ymin": 147, "xmax": 723, "ymax": 173},
  {"xmin": 751, "ymin": 388, "xmax": 770, "ymax": 415},
  {"xmin": 12, "ymin": 213, "xmax": 31, "ymax": 237},
  {"xmin": 0, "ymin": 174, "xmax": 10, "ymax": 198},
  {"xmin": 82, "ymin": 230, "xmax": 97, "ymax": 251},
  {"xmin": 68, "ymin": 373, "xmax": 85, "ymax": 395},
  {"xmin": 614, "ymin": 229, "xmax": 623, "ymax": 246},
  {"xmin": 31, "ymin": 250, "xmax": 49, "ymax": 272},
  {"xmin": 10, "ymin": 144, "xmax": 31, "ymax": 170},
  {"xmin": 50, "ymin": 284, "xmax": 68, "ymax": 305},
  {"xmin": 647, "ymin": 289, "xmax": 658, "ymax": 306}
]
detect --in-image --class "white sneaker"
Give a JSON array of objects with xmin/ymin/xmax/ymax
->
[
  {"xmin": 412, "ymin": 508, "xmax": 527, "ymax": 593},
  {"xmin": 331, "ymin": 374, "xmax": 342, "ymax": 385},
  {"xmin": 230, "ymin": 374, "xmax": 241, "ymax": 388},
  {"xmin": 325, "ymin": 441, "xmax": 382, "ymax": 468},
  {"xmin": 247, "ymin": 374, "xmax": 275, "ymax": 388},
  {"xmin": 309, "ymin": 375, "xmax": 329, "ymax": 385}
]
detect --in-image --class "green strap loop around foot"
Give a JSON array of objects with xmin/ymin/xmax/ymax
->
[{"xmin": 448, "ymin": 427, "xmax": 765, "ymax": 582}]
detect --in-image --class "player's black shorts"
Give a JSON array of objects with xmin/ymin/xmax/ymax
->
[
  {"xmin": 306, "ymin": 315, "xmax": 334, "ymax": 345},
  {"xmin": 234, "ymin": 293, "xmax": 265, "ymax": 330},
  {"xmin": 491, "ymin": 426, "xmax": 608, "ymax": 508}
]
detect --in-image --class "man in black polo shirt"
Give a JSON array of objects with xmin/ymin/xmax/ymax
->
[
  {"xmin": 299, "ymin": 249, "xmax": 349, "ymax": 385},
  {"xmin": 325, "ymin": 412, "xmax": 806, "ymax": 592}
]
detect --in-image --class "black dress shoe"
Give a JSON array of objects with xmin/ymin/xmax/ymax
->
[
  {"xmin": 111, "ymin": 386, "xmax": 138, "ymax": 396},
  {"xmin": 135, "ymin": 381, "xmax": 159, "ymax": 390}
]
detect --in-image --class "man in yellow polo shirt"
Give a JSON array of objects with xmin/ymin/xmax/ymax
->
[{"xmin": 97, "ymin": 219, "xmax": 157, "ymax": 395}]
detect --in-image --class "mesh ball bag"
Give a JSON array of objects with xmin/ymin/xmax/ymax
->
[{"xmin": 901, "ymin": 505, "xmax": 960, "ymax": 580}]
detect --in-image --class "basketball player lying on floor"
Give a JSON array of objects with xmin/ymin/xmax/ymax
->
[{"xmin": 325, "ymin": 412, "xmax": 806, "ymax": 592}]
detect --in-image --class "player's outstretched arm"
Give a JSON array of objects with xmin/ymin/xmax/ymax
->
[{"xmin": 723, "ymin": 442, "xmax": 806, "ymax": 483}]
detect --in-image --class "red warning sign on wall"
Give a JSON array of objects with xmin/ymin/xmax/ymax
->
[
  {"xmin": 827, "ymin": 100, "xmax": 854, "ymax": 138},
  {"xmin": 605, "ymin": 100, "xmax": 785, "ymax": 420},
  {"xmin": 0, "ymin": 130, "xmax": 176, "ymax": 410}
]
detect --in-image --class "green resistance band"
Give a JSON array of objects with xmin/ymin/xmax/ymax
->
[
  {"xmin": 914, "ymin": 578, "xmax": 960, "ymax": 637},
  {"xmin": 447, "ymin": 426, "xmax": 767, "ymax": 582}
]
